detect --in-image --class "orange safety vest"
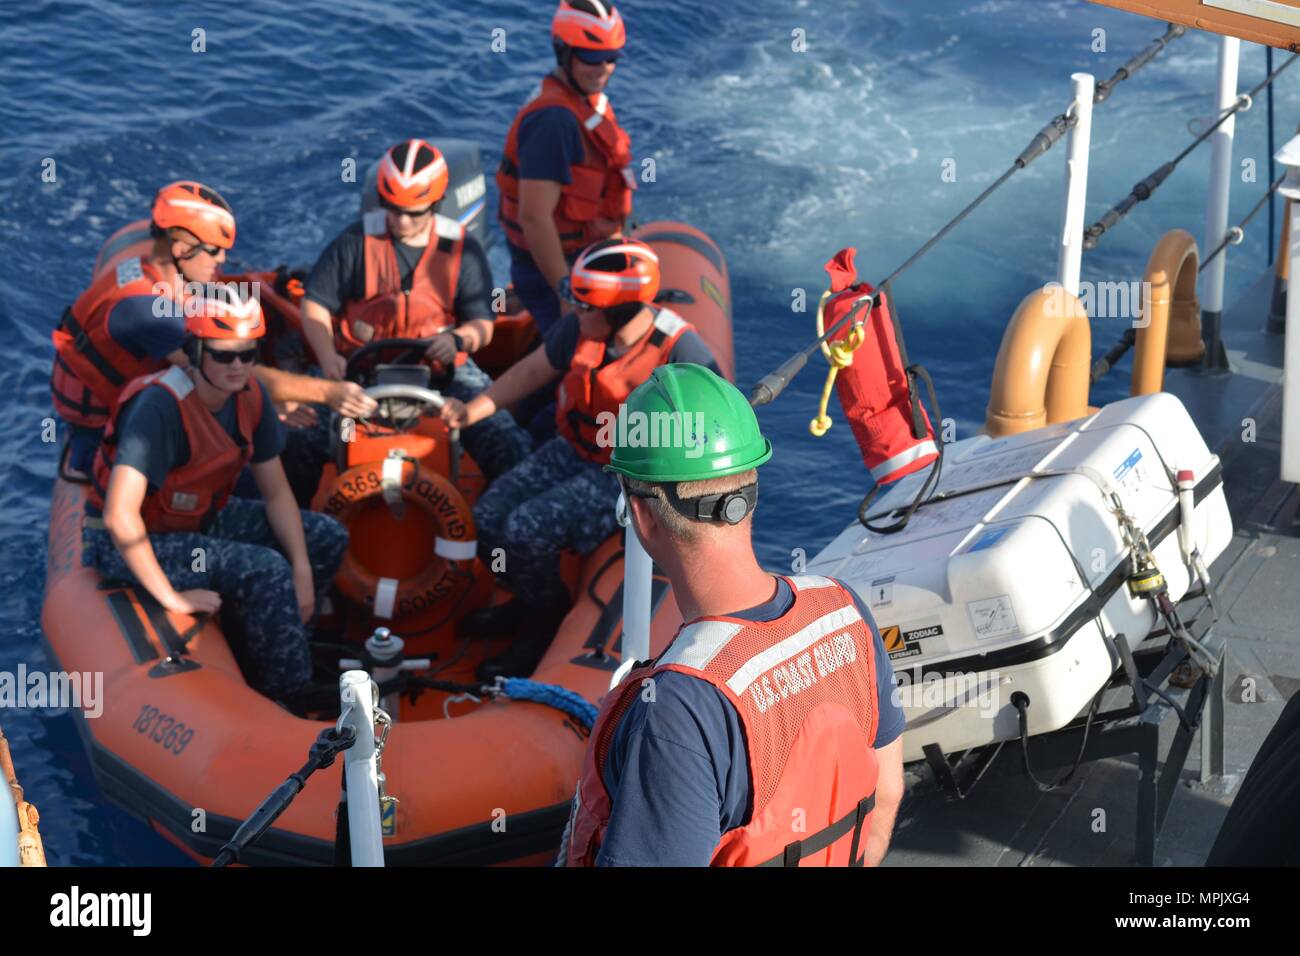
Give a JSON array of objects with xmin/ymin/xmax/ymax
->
[
  {"xmin": 88, "ymin": 366, "xmax": 263, "ymax": 533},
  {"xmin": 50, "ymin": 257, "xmax": 176, "ymax": 428},
  {"xmin": 337, "ymin": 212, "xmax": 466, "ymax": 355},
  {"xmin": 498, "ymin": 74, "xmax": 636, "ymax": 257},
  {"xmin": 555, "ymin": 308, "xmax": 691, "ymax": 464},
  {"xmin": 563, "ymin": 574, "xmax": 881, "ymax": 867}
]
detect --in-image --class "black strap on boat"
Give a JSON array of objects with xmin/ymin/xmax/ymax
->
[
  {"xmin": 758, "ymin": 794, "xmax": 875, "ymax": 867},
  {"xmin": 211, "ymin": 725, "xmax": 356, "ymax": 867}
]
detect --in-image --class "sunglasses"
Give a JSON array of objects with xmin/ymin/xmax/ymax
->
[
  {"xmin": 573, "ymin": 48, "xmax": 622, "ymax": 65},
  {"xmin": 381, "ymin": 201, "xmax": 435, "ymax": 219},
  {"xmin": 205, "ymin": 346, "xmax": 259, "ymax": 366},
  {"xmin": 181, "ymin": 239, "xmax": 223, "ymax": 259}
]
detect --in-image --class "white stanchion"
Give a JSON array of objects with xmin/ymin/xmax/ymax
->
[
  {"xmin": 612, "ymin": 492, "xmax": 653, "ymax": 690},
  {"xmin": 339, "ymin": 670, "xmax": 386, "ymax": 867},
  {"xmin": 1202, "ymin": 36, "xmax": 1241, "ymax": 336},
  {"xmin": 1058, "ymin": 73, "xmax": 1095, "ymax": 297},
  {"xmin": 1277, "ymin": 135, "xmax": 1300, "ymax": 483}
]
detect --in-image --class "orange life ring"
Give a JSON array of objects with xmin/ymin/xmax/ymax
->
[{"xmin": 321, "ymin": 458, "xmax": 477, "ymax": 620}]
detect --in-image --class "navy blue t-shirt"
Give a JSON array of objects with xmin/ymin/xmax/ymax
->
[
  {"xmin": 106, "ymin": 377, "xmax": 284, "ymax": 494},
  {"xmin": 106, "ymin": 295, "xmax": 187, "ymax": 360},
  {"xmin": 517, "ymin": 106, "xmax": 585, "ymax": 184},
  {"xmin": 304, "ymin": 221, "xmax": 495, "ymax": 324},
  {"xmin": 542, "ymin": 310, "xmax": 722, "ymax": 375},
  {"xmin": 506, "ymin": 106, "xmax": 586, "ymax": 270},
  {"xmin": 596, "ymin": 576, "xmax": 905, "ymax": 867}
]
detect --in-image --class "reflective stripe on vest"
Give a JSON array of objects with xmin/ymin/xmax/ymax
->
[
  {"xmin": 87, "ymin": 366, "xmax": 263, "ymax": 533},
  {"xmin": 565, "ymin": 575, "xmax": 882, "ymax": 867},
  {"xmin": 555, "ymin": 308, "xmax": 692, "ymax": 464},
  {"xmin": 338, "ymin": 214, "xmax": 465, "ymax": 352}
]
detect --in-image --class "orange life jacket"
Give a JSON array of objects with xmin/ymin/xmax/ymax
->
[
  {"xmin": 555, "ymin": 308, "xmax": 690, "ymax": 464},
  {"xmin": 498, "ymin": 74, "xmax": 636, "ymax": 257},
  {"xmin": 50, "ymin": 257, "xmax": 176, "ymax": 428},
  {"xmin": 337, "ymin": 213, "xmax": 466, "ymax": 355},
  {"xmin": 88, "ymin": 366, "xmax": 264, "ymax": 533},
  {"xmin": 563, "ymin": 574, "xmax": 881, "ymax": 867}
]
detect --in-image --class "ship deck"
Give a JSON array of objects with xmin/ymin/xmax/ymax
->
[{"xmin": 886, "ymin": 268, "xmax": 1300, "ymax": 866}]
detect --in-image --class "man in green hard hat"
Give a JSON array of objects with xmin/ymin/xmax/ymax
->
[{"xmin": 559, "ymin": 363, "xmax": 906, "ymax": 867}]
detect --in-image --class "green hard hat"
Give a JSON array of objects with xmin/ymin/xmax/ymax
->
[{"xmin": 604, "ymin": 363, "xmax": 773, "ymax": 482}]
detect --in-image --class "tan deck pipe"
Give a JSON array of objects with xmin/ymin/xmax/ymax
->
[
  {"xmin": 1133, "ymin": 229, "xmax": 1204, "ymax": 395},
  {"xmin": 985, "ymin": 285, "xmax": 1092, "ymax": 437},
  {"xmin": 1, "ymin": 726, "xmax": 46, "ymax": 867}
]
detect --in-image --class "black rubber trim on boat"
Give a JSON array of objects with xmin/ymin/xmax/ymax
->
[
  {"xmin": 890, "ymin": 460, "xmax": 1224, "ymax": 679},
  {"xmin": 132, "ymin": 585, "xmax": 202, "ymax": 659},
  {"xmin": 106, "ymin": 590, "xmax": 159, "ymax": 664},
  {"xmin": 572, "ymin": 575, "xmax": 671, "ymax": 671}
]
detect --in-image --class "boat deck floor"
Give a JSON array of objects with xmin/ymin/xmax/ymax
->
[{"xmin": 886, "ymin": 269, "xmax": 1300, "ymax": 866}]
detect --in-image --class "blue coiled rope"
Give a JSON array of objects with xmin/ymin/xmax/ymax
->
[{"xmin": 498, "ymin": 678, "xmax": 598, "ymax": 731}]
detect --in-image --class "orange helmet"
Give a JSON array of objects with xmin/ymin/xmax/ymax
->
[
  {"xmin": 151, "ymin": 181, "xmax": 236, "ymax": 249},
  {"xmin": 184, "ymin": 283, "xmax": 265, "ymax": 340},
  {"xmin": 552, "ymin": 0, "xmax": 626, "ymax": 55},
  {"xmin": 376, "ymin": 140, "xmax": 449, "ymax": 210},
  {"xmin": 570, "ymin": 238, "xmax": 660, "ymax": 309}
]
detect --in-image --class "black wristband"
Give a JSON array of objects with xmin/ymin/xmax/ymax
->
[{"xmin": 450, "ymin": 331, "xmax": 467, "ymax": 353}]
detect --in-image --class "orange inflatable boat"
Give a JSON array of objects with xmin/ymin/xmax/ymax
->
[{"xmin": 41, "ymin": 217, "xmax": 733, "ymax": 865}]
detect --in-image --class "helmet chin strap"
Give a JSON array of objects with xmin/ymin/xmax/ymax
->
[
  {"xmin": 169, "ymin": 235, "xmax": 203, "ymax": 280},
  {"xmin": 197, "ymin": 362, "xmax": 221, "ymax": 390},
  {"xmin": 185, "ymin": 338, "xmax": 222, "ymax": 389},
  {"xmin": 556, "ymin": 45, "xmax": 586, "ymax": 94}
]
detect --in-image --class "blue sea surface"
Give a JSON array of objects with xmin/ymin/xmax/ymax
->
[{"xmin": 1, "ymin": 0, "xmax": 1294, "ymax": 864}]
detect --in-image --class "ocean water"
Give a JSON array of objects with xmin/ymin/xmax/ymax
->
[{"xmin": 1, "ymin": 0, "xmax": 1294, "ymax": 864}]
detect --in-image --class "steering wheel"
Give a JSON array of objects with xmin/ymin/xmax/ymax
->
[
  {"xmin": 356, "ymin": 383, "xmax": 448, "ymax": 434},
  {"xmin": 345, "ymin": 337, "xmax": 443, "ymax": 386}
]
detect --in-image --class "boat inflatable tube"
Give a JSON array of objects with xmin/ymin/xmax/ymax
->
[{"xmin": 40, "ymin": 219, "xmax": 734, "ymax": 866}]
